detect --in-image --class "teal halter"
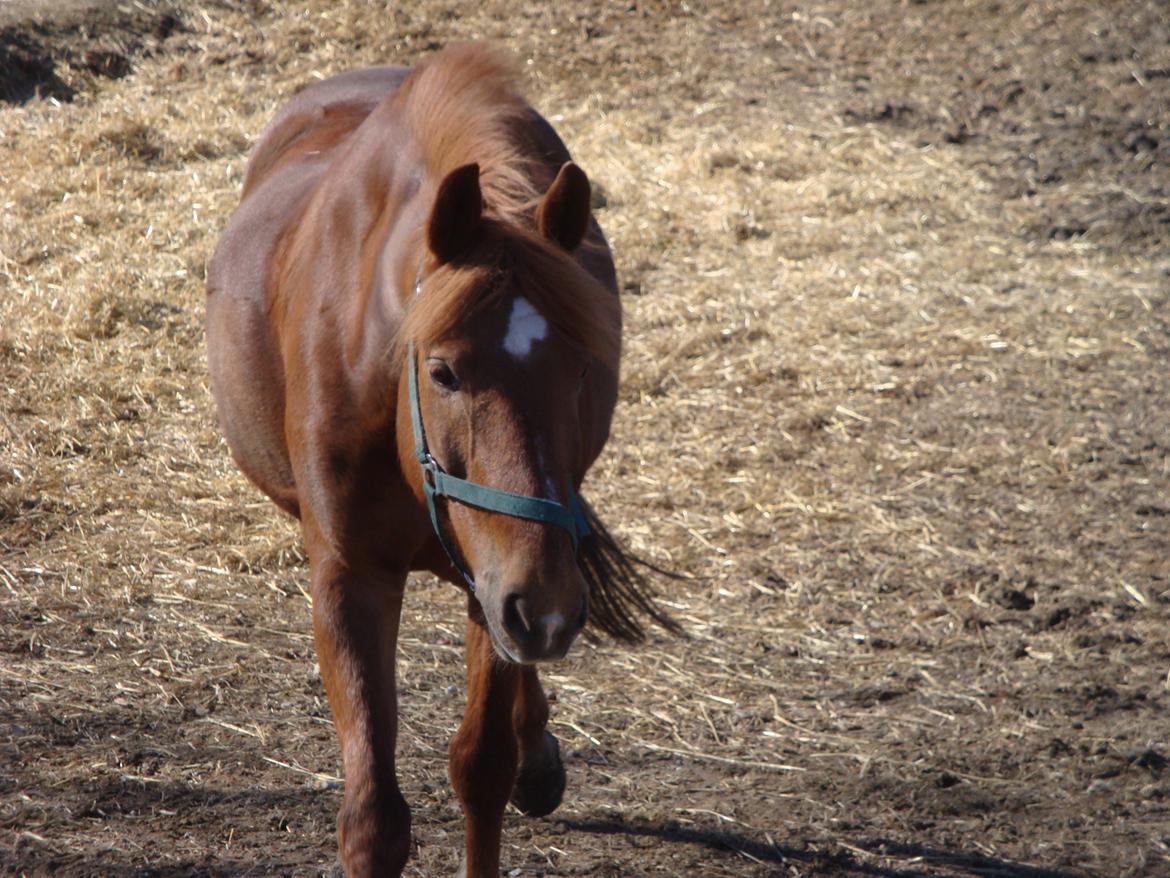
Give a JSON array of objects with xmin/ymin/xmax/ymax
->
[{"xmin": 407, "ymin": 341, "xmax": 591, "ymax": 591}]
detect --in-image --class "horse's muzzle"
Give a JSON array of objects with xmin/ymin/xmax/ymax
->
[{"xmin": 497, "ymin": 592, "xmax": 586, "ymax": 663}]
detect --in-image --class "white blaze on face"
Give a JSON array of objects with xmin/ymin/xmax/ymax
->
[{"xmin": 502, "ymin": 297, "xmax": 548, "ymax": 360}]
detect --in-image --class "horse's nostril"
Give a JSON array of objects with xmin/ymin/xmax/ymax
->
[{"xmin": 503, "ymin": 594, "xmax": 535, "ymax": 647}]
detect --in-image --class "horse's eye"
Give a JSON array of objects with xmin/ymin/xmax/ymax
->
[{"xmin": 428, "ymin": 359, "xmax": 460, "ymax": 392}]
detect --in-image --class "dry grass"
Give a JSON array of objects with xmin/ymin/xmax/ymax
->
[{"xmin": 2, "ymin": 1, "xmax": 1168, "ymax": 876}]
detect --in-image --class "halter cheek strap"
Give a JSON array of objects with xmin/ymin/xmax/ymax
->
[{"xmin": 406, "ymin": 340, "xmax": 590, "ymax": 592}]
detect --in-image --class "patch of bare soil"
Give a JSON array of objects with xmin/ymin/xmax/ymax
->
[
  {"xmin": 0, "ymin": 0, "xmax": 180, "ymax": 103},
  {"xmin": 1, "ymin": 1, "xmax": 1168, "ymax": 876}
]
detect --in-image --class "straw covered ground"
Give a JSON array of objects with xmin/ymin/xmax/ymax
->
[{"xmin": 2, "ymin": 1, "xmax": 1168, "ymax": 875}]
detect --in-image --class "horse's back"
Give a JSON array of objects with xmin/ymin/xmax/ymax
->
[
  {"xmin": 243, "ymin": 67, "xmax": 410, "ymax": 196},
  {"xmin": 206, "ymin": 68, "xmax": 410, "ymax": 518}
]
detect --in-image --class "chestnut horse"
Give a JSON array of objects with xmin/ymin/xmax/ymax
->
[{"xmin": 206, "ymin": 45, "xmax": 671, "ymax": 876}]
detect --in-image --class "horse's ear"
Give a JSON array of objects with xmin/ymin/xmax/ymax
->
[
  {"xmin": 427, "ymin": 162, "xmax": 483, "ymax": 264},
  {"xmin": 536, "ymin": 162, "xmax": 591, "ymax": 253}
]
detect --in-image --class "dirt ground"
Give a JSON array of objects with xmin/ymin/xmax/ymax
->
[{"xmin": 1, "ymin": 1, "xmax": 1168, "ymax": 876}]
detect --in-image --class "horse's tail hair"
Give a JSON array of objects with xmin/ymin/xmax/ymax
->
[{"xmin": 577, "ymin": 496, "xmax": 684, "ymax": 643}]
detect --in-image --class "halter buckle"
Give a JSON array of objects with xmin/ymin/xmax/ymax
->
[{"xmin": 420, "ymin": 454, "xmax": 440, "ymax": 486}]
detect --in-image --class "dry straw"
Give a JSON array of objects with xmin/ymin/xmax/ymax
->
[{"xmin": 1, "ymin": 1, "xmax": 1167, "ymax": 875}]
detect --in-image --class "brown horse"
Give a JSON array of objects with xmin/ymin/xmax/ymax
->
[{"xmin": 206, "ymin": 45, "xmax": 671, "ymax": 877}]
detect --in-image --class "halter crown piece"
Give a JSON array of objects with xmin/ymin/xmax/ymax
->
[{"xmin": 406, "ymin": 273, "xmax": 590, "ymax": 592}]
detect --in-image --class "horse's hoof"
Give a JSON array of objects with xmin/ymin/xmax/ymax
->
[{"xmin": 510, "ymin": 730, "xmax": 566, "ymax": 817}]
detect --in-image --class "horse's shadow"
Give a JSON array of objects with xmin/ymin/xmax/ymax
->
[
  {"xmin": 564, "ymin": 816, "xmax": 1085, "ymax": 878},
  {"xmin": 3, "ymin": 763, "xmax": 1085, "ymax": 877}
]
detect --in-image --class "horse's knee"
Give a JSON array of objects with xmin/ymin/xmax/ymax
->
[
  {"xmin": 337, "ymin": 787, "xmax": 411, "ymax": 877},
  {"xmin": 448, "ymin": 727, "xmax": 518, "ymax": 814}
]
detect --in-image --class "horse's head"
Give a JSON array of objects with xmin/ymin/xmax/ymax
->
[{"xmin": 398, "ymin": 161, "xmax": 620, "ymax": 663}]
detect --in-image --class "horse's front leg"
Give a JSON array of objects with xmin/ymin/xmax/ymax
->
[
  {"xmin": 449, "ymin": 601, "xmax": 520, "ymax": 878},
  {"xmin": 510, "ymin": 665, "xmax": 566, "ymax": 818},
  {"xmin": 310, "ymin": 553, "xmax": 411, "ymax": 877}
]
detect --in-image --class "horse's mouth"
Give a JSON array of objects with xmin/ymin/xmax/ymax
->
[
  {"xmin": 484, "ymin": 612, "xmax": 575, "ymax": 665},
  {"xmin": 490, "ymin": 637, "xmax": 527, "ymax": 665},
  {"xmin": 487, "ymin": 629, "xmax": 570, "ymax": 665}
]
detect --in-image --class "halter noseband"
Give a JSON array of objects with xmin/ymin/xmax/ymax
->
[{"xmin": 405, "ymin": 290, "xmax": 590, "ymax": 591}]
